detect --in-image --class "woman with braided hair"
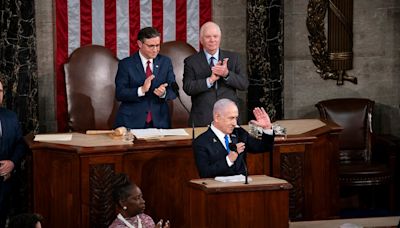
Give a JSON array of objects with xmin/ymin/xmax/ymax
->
[{"xmin": 109, "ymin": 173, "xmax": 169, "ymax": 228}]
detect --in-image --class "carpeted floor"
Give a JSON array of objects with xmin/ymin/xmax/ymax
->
[{"xmin": 289, "ymin": 216, "xmax": 400, "ymax": 228}]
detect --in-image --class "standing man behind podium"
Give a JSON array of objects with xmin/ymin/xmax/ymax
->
[
  {"xmin": 0, "ymin": 78, "xmax": 28, "ymax": 227},
  {"xmin": 183, "ymin": 21, "xmax": 248, "ymax": 127},
  {"xmin": 193, "ymin": 99, "xmax": 274, "ymax": 178},
  {"xmin": 114, "ymin": 27, "xmax": 177, "ymax": 129}
]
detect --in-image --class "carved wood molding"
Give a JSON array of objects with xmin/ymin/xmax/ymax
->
[
  {"xmin": 89, "ymin": 164, "xmax": 116, "ymax": 228},
  {"xmin": 306, "ymin": 0, "xmax": 357, "ymax": 85},
  {"xmin": 281, "ymin": 153, "xmax": 305, "ymax": 220}
]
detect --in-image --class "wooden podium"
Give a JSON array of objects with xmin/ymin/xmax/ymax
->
[{"xmin": 188, "ymin": 175, "xmax": 292, "ymax": 228}]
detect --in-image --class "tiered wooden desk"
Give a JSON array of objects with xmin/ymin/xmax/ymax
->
[{"xmin": 28, "ymin": 119, "xmax": 341, "ymax": 228}]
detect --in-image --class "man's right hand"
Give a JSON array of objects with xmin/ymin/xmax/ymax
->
[
  {"xmin": 208, "ymin": 73, "xmax": 220, "ymax": 85},
  {"xmin": 227, "ymin": 151, "xmax": 238, "ymax": 162},
  {"xmin": 141, "ymin": 75, "xmax": 155, "ymax": 93}
]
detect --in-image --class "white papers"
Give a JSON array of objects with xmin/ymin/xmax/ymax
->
[
  {"xmin": 214, "ymin": 174, "xmax": 253, "ymax": 183},
  {"xmin": 130, "ymin": 128, "xmax": 188, "ymax": 139},
  {"xmin": 34, "ymin": 134, "xmax": 73, "ymax": 142}
]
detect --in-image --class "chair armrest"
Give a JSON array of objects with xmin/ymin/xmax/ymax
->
[{"xmin": 372, "ymin": 134, "xmax": 399, "ymax": 172}]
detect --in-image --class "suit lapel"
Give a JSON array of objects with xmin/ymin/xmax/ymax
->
[
  {"xmin": 207, "ymin": 128, "xmax": 227, "ymax": 154},
  {"xmin": 199, "ymin": 51, "xmax": 212, "ymax": 75},
  {"xmin": 152, "ymin": 56, "xmax": 160, "ymax": 77},
  {"xmin": 132, "ymin": 53, "xmax": 146, "ymax": 79}
]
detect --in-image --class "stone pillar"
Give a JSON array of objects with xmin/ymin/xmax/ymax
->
[{"xmin": 247, "ymin": 0, "xmax": 284, "ymax": 121}]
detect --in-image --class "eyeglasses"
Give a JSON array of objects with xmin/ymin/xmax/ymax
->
[{"xmin": 142, "ymin": 43, "xmax": 160, "ymax": 49}]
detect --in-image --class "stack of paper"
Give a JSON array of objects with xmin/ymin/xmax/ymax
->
[
  {"xmin": 214, "ymin": 174, "xmax": 253, "ymax": 183},
  {"xmin": 130, "ymin": 128, "xmax": 188, "ymax": 139},
  {"xmin": 34, "ymin": 134, "xmax": 73, "ymax": 142}
]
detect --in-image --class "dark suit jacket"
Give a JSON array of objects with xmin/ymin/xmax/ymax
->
[
  {"xmin": 193, "ymin": 127, "xmax": 274, "ymax": 178},
  {"xmin": 0, "ymin": 108, "xmax": 27, "ymax": 226},
  {"xmin": 114, "ymin": 52, "xmax": 177, "ymax": 129},
  {"xmin": 183, "ymin": 49, "xmax": 248, "ymax": 127},
  {"xmin": 0, "ymin": 108, "xmax": 26, "ymax": 164}
]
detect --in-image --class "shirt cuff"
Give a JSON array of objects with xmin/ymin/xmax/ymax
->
[
  {"xmin": 262, "ymin": 128, "xmax": 274, "ymax": 135},
  {"xmin": 160, "ymin": 91, "xmax": 166, "ymax": 98},
  {"xmin": 138, "ymin": 87, "xmax": 145, "ymax": 97},
  {"xmin": 206, "ymin": 77, "xmax": 214, "ymax": 88},
  {"xmin": 226, "ymin": 156, "xmax": 234, "ymax": 167}
]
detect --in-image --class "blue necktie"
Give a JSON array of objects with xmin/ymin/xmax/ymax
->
[{"xmin": 224, "ymin": 135, "xmax": 230, "ymax": 154}]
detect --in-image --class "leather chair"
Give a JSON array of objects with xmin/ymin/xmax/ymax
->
[
  {"xmin": 64, "ymin": 45, "xmax": 119, "ymax": 132},
  {"xmin": 316, "ymin": 98, "xmax": 396, "ymax": 212},
  {"xmin": 159, "ymin": 41, "xmax": 196, "ymax": 128}
]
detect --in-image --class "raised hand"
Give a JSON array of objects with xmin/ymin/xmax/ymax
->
[
  {"xmin": 156, "ymin": 219, "xmax": 170, "ymax": 228},
  {"xmin": 141, "ymin": 75, "xmax": 155, "ymax": 93},
  {"xmin": 211, "ymin": 58, "xmax": 229, "ymax": 77},
  {"xmin": 154, "ymin": 83, "xmax": 168, "ymax": 97},
  {"xmin": 249, "ymin": 107, "xmax": 272, "ymax": 129}
]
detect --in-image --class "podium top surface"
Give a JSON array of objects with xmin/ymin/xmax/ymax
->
[{"xmin": 189, "ymin": 175, "xmax": 292, "ymax": 193}]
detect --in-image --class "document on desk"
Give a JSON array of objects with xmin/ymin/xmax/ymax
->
[
  {"xmin": 131, "ymin": 128, "xmax": 188, "ymax": 139},
  {"xmin": 34, "ymin": 134, "xmax": 73, "ymax": 142},
  {"xmin": 215, "ymin": 174, "xmax": 253, "ymax": 183}
]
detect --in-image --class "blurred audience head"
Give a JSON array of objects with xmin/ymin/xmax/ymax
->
[{"xmin": 8, "ymin": 213, "xmax": 43, "ymax": 228}]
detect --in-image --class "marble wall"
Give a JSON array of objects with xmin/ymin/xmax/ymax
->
[
  {"xmin": 284, "ymin": 0, "xmax": 400, "ymax": 136},
  {"xmin": 0, "ymin": 0, "xmax": 38, "ymax": 134}
]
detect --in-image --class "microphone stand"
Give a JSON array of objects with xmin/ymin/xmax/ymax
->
[
  {"xmin": 171, "ymin": 82, "xmax": 194, "ymax": 140},
  {"xmin": 243, "ymin": 153, "xmax": 249, "ymax": 184},
  {"xmin": 229, "ymin": 135, "xmax": 248, "ymax": 185}
]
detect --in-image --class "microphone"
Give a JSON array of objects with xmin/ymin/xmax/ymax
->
[
  {"xmin": 229, "ymin": 141, "xmax": 249, "ymax": 184},
  {"xmin": 171, "ymin": 82, "xmax": 195, "ymax": 140}
]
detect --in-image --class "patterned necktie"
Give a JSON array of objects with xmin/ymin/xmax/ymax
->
[
  {"xmin": 209, "ymin": 57, "xmax": 217, "ymax": 89},
  {"xmin": 209, "ymin": 56, "xmax": 215, "ymax": 68},
  {"xmin": 224, "ymin": 135, "xmax": 230, "ymax": 154},
  {"xmin": 145, "ymin": 60, "xmax": 152, "ymax": 123}
]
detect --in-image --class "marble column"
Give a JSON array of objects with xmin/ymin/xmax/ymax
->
[
  {"xmin": 0, "ymin": 0, "xmax": 38, "ymax": 134},
  {"xmin": 247, "ymin": 0, "xmax": 284, "ymax": 121}
]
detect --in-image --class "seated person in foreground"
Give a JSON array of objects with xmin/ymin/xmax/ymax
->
[
  {"xmin": 109, "ymin": 173, "xmax": 169, "ymax": 228},
  {"xmin": 114, "ymin": 27, "xmax": 177, "ymax": 129},
  {"xmin": 8, "ymin": 213, "xmax": 43, "ymax": 228},
  {"xmin": 193, "ymin": 98, "xmax": 274, "ymax": 178}
]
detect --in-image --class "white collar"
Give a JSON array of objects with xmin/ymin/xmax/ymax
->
[
  {"xmin": 117, "ymin": 213, "xmax": 142, "ymax": 228},
  {"xmin": 210, "ymin": 123, "xmax": 230, "ymax": 148},
  {"xmin": 138, "ymin": 51, "xmax": 153, "ymax": 67}
]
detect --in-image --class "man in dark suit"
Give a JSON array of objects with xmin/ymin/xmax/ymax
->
[
  {"xmin": 0, "ymin": 78, "xmax": 27, "ymax": 227},
  {"xmin": 114, "ymin": 27, "xmax": 177, "ymax": 129},
  {"xmin": 183, "ymin": 21, "xmax": 248, "ymax": 127},
  {"xmin": 193, "ymin": 98, "xmax": 274, "ymax": 178}
]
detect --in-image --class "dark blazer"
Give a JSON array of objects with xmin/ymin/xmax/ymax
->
[
  {"xmin": 114, "ymin": 52, "xmax": 177, "ymax": 129},
  {"xmin": 0, "ymin": 108, "xmax": 26, "ymax": 164},
  {"xmin": 183, "ymin": 49, "xmax": 248, "ymax": 127},
  {"xmin": 193, "ymin": 126, "xmax": 274, "ymax": 178},
  {"xmin": 0, "ymin": 108, "xmax": 27, "ymax": 227}
]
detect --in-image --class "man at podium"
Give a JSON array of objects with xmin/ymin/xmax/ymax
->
[{"xmin": 193, "ymin": 98, "xmax": 274, "ymax": 178}]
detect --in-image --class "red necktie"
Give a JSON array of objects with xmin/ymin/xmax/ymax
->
[{"xmin": 145, "ymin": 60, "xmax": 152, "ymax": 123}]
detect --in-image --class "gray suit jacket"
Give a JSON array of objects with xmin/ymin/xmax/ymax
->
[{"xmin": 183, "ymin": 49, "xmax": 248, "ymax": 127}]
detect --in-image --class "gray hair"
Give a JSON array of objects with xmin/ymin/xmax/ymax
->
[
  {"xmin": 213, "ymin": 98, "xmax": 236, "ymax": 116},
  {"xmin": 200, "ymin": 21, "xmax": 221, "ymax": 38}
]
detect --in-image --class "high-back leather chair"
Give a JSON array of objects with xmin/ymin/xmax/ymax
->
[
  {"xmin": 64, "ymin": 45, "xmax": 119, "ymax": 132},
  {"xmin": 159, "ymin": 41, "xmax": 196, "ymax": 128},
  {"xmin": 316, "ymin": 98, "xmax": 395, "ymax": 211}
]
